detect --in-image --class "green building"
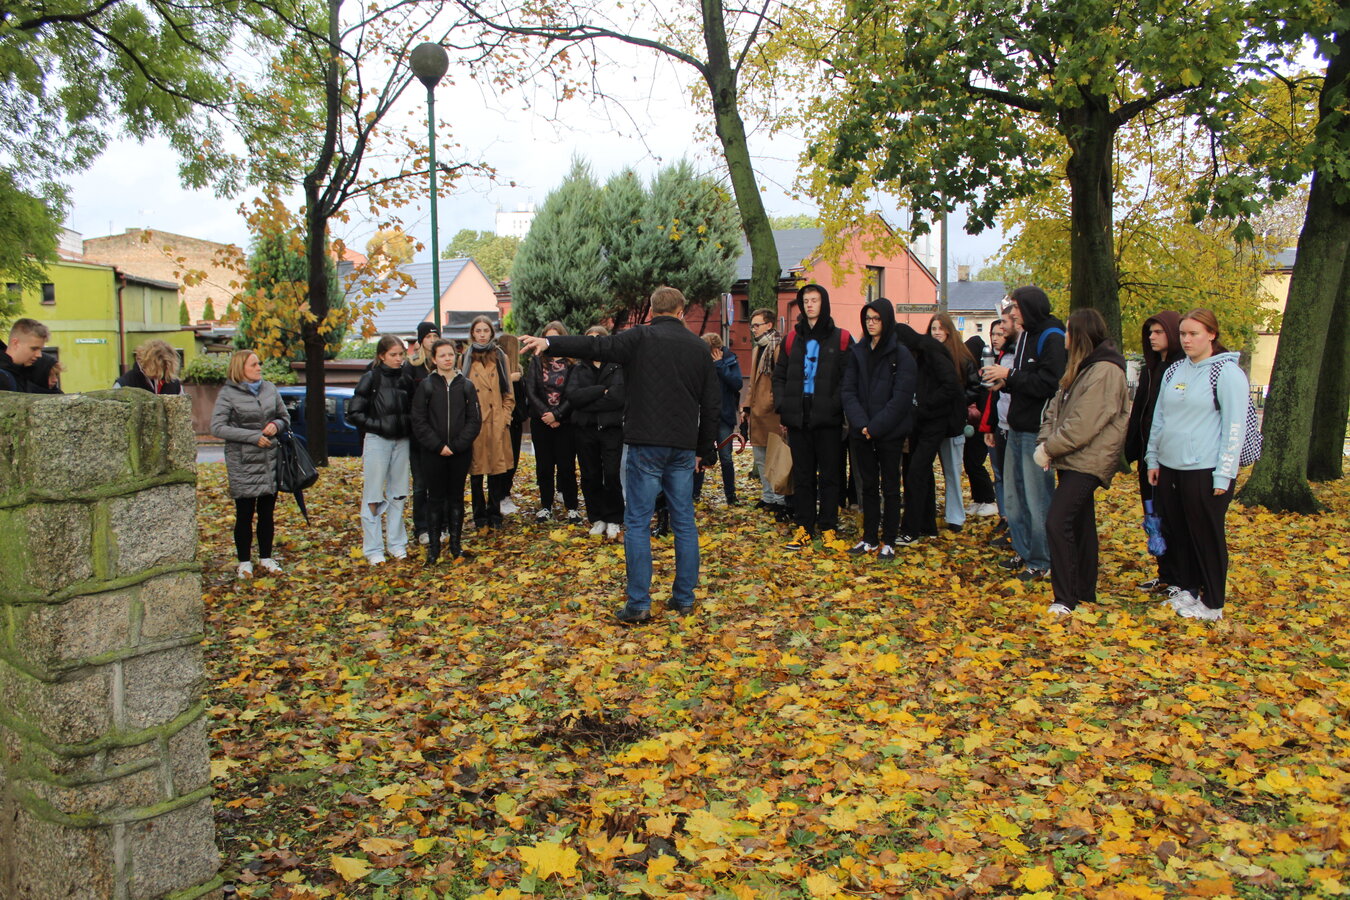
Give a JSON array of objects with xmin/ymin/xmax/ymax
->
[{"xmin": 5, "ymin": 258, "xmax": 197, "ymax": 393}]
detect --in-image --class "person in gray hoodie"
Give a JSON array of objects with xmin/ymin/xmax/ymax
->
[{"xmin": 1145, "ymin": 308, "xmax": 1249, "ymax": 622}]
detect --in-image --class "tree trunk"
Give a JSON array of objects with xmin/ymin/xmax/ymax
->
[
  {"xmin": 1239, "ymin": 17, "xmax": 1350, "ymax": 511},
  {"xmin": 1061, "ymin": 99, "xmax": 1122, "ymax": 347},
  {"xmin": 1307, "ymin": 261, "xmax": 1350, "ymax": 481},
  {"xmin": 701, "ymin": 0, "xmax": 779, "ymax": 315}
]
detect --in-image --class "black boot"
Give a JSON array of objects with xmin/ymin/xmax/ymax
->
[
  {"xmin": 449, "ymin": 506, "xmax": 474, "ymax": 559},
  {"xmin": 425, "ymin": 510, "xmax": 441, "ymax": 566},
  {"xmin": 653, "ymin": 507, "xmax": 670, "ymax": 538}
]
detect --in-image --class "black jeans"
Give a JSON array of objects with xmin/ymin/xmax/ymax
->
[
  {"xmin": 901, "ymin": 429, "xmax": 944, "ymax": 538},
  {"xmin": 850, "ymin": 434, "xmax": 903, "ymax": 545},
  {"xmin": 470, "ymin": 473, "xmax": 510, "ymax": 525},
  {"xmin": 1154, "ymin": 466, "xmax": 1233, "ymax": 609},
  {"xmin": 423, "ymin": 449, "xmax": 470, "ymax": 534},
  {"xmin": 575, "ymin": 425, "xmax": 625, "ymax": 523},
  {"xmin": 532, "ymin": 418, "xmax": 578, "ymax": 510},
  {"xmin": 787, "ymin": 424, "xmax": 842, "ymax": 534},
  {"xmin": 410, "ymin": 449, "xmax": 429, "ymax": 538},
  {"xmin": 1136, "ymin": 463, "xmax": 1177, "ymax": 584},
  {"xmin": 963, "ymin": 433, "xmax": 997, "ymax": 504},
  {"xmin": 1047, "ymin": 469, "xmax": 1102, "ymax": 609},
  {"xmin": 234, "ymin": 493, "xmax": 276, "ymax": 561}
]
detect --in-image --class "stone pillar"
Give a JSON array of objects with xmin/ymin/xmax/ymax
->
[{"xmin": 0, "ymin": 391, "xmax": 220, "ymax": 899}]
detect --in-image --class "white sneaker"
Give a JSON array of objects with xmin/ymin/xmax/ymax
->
[
  {"xmin": 500, "ymin": 497, "xmax": 519, "ymax": 514},
  {"xmin": 535, "ymin": 508, "xmax": 552, "ymax": 522},
  {"xmin": 367, "ymin": 554, "xmax": 386, "ymax": 566},
  {"xmin": 589, "ymin": 520, "xmax": 607, "ymax": 536},
  {"xmin": 1047, "ymin": 602, "xmax": 1072, "ymax": 617},
  {"xmin": 257, "ymin": 557, "xmax": 282, "ymax": 574},
  {"xmin": 1179, "ymin": 602, "xmax": 1223, "ymax": 621},
  {"xmin": 605, "ymin": 522, "xmax": 621, "ymax": 540},
  {"xmin": 1167, "ymin": 589, "xmax": 1200, "ymax": 613},
  {"xmin": 418, "ymin": 533, "xmax": 430, "ymax": 546},
  {"xmin": 973, "ymin": 502, "xmax": 999, "ymax": 517},
  {"xmin": 236, "ymin": 560, "xmax": 254, "ymax": 579},
  {"xmin": 964, "ymin": 502, "xmax": 978, "ymax": 514},
  {"xmin": 389, "ymin": 548, "xmax": 408, "ymax": 560},
  {"xmin": 566, "ymin": 508, "xmax": 584, "ymax": 524}
]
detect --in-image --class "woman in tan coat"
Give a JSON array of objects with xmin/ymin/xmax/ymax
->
[
  {"xmin": 462, "ymin": 316, "xmax": 515, "ymax": 529},
  {"xmin": 1035, "ymin": 308, "xmax": 1130, "ymax": 616}
]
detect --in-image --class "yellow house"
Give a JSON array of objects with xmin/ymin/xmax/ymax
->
[
  {"xmin": 5, "ymin": 257, "xmax": 197, "ymax": 393},
  {"xmin": 1250, "ymin": 248, "xmax": 1296, "ymax": 394}
]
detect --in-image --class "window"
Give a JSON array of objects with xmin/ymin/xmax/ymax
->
[
  {"xmin": 40, "ymin": 283, "xmax": 55, "ymax": 305},
  {"xmin": 325, "ymin": 398, "xmax": 338, "ymax": 421},
  {"xmin": 865, "ymin": 266, "xmax": 885, "ymax": 303},
  {"xmin": 976, "ymin": 322, "xmax": 984, "ymax": 333},
  {"xmin": 738, "ymin": 299, "xmax": 751, "ymax": 323},
  {"xmin": 5, "ymin": 283, "xmax": 18, "ymax": 296}
]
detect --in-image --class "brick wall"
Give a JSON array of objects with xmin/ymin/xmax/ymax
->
[{"xmin": 84, "ymin": 229, "xmax": 243, "ymax": 325}]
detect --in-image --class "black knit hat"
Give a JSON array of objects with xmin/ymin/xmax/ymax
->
[{"xmin": 416, "ymin": 321, "xmax": 441, "ymax": 342}]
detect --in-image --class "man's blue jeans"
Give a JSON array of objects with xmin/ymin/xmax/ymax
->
[
  {"xmin": 1005, "ymin": 429, "xmax": 1054, "ymax": 571},
  {"xmin": 623, "ymin": 445, "xmax": 699, "ymax": 613}
]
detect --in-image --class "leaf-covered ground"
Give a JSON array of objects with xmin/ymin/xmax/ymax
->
[{"xmin": 199, "ymin": 455, "xmax": 1350, "ymax": 900}]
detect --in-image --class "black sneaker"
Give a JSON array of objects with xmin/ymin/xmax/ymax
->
[
  {"xmin": 894, "ymin": 534, "xmax": 919, "ymax": 546},
  {"xmin": 1017, "ymin": 567, "xmax": 1050, "ymax": 582},
  {"xmin": 998, "ymin": 554, "xmax": 1025, "ymax": 571},
  {"xmin": 535, "ymin": 508, "xmax": 552, "ymax": 522},
  {"xmin": 877, "ymin": 544, "xmax": 896, "ymax": 561},
  {"xmin": 946, "ymin": 523, "xmax": 963, "ymax": 532},
  {"xmin": 615, "ymin": 607, "xmax": 653, "ymax": 625},
  {"xmin": 847, "ymin": 540, "xmax": 876, "ymax": 556},
  {"xmin": 667, "ymin": 602, "xmax": 695, "ymax": 615}
]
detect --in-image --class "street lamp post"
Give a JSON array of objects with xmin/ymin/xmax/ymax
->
[{"xmin": 410, "ymin": 42, "xmax": 450, "ymax": 330}]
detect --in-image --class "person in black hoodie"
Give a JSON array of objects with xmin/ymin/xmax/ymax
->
[
  {"xmin": 348, "ymin": 334, "xmax": 417, "ymax": 564},
  {"xmin": 894, "ymin": 323, "xmax": 963, "ymax": 544},
  {"xmin": 411, "ymin": 340, "xmax": 482, "ymax": 564},
  {"xmin": 525, "ymin": 321, "xmax": 581, "ymax": 524},
  {"xmin": 1123, "ymin": 310, "xmax": 1183, "ymax": 595},
  {"xmin": 566, "ymin": 325, "xmax": 628, "ymax": 539},
  {"xmin": 407, "ymin": 322, "xmax": 441, "ymax": 546},
  {"xmin": 841, "ymin": 298, "xmax": 917, "ymax": 560},
  {"xmin": 980, "ymin": 285, "xmax": 1067, "ymax": 580},
  {"xmin": 772, "ymin": 283, "xmax": 853, "ymax": 550}
]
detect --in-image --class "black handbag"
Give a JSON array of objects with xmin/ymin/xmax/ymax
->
[{"xmin": 275, "ymin": 429, "xmax": 319, "ymax": 523}]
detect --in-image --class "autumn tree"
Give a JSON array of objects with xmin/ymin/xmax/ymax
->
[
  {"xmin": 443, "ymin": 229, "xmax": 521, "ymax": 285},
  {"xmin": 209, "ymin": 0, "xmax": 492, "ymax": 463},
  {"xmin": 1240, "ymin": 0, "xmax": 1350, "ymax": 509},
  {"xmin": 453, "ymin": 0, "xmax": 788, "ymax": 313},
  {"xmin": 0, "ymin": 0, "xmax": 239, "ymax": 288},
  {"xmin": 807, "ymin": 0, "xmax": 1303, "ymax": 347},
  {"xmin": 234, "ymin": 227, "xmax": 346, "ymax": 359}
]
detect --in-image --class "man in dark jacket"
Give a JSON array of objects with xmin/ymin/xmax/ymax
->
[
  {"xmin": 0, "ymin": 319, "xmax": 53, "ymax": 393},
  {"xmin": 841, "ymin": 298, "xmax": 916, "ymax": 558},
  {"xmin": 1124, "ymin": 310, "xmax": 1183, "ymax": 593},
  {"xmin": 693, "ymin": 333, "xmax": 742, "ymax": 506},
  {"xmin": 980, "ymin": 285, "xmax": 1066, "ymax": 580},
  {"xmin": 772, "ymin": 283, "xmax": 852, "ymax": 549},
  {"xmin": 522, "ymin": 286, "xmax": 720, "ymax": 624}
]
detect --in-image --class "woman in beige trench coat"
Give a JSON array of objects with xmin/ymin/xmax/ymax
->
[{"xmin": 463, "ymin": 315, "xmax": 515, "ymax": 529}]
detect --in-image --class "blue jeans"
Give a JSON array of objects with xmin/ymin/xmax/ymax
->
[
  {"xmin": 937, "ymin": 435, "xmax": 966, "ymax": 526},
  {"xmin": 1005, "ymin": 429, "xmax": 1054, "ymax": 571},
  {"xmin": 623, "ymin": 445, "xmax": 699, "ymax": 613},
  {"xmin": 361, "ymin": 433, "xmax": 410, "ymax": 559},
  {"xmin": 752, "ymin": 445, "xmax": 785, "ymax": 505}
]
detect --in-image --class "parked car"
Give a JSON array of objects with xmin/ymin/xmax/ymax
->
[{"xmin": 277, "ymin": 386, "xmax": 362, "ymax": 457}]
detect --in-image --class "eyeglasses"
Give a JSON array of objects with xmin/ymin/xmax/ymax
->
[{"xmin": 864, "ymin": 315, "xmax": 882, "ymax": 323}]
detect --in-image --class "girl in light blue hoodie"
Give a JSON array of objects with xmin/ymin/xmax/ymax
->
[{"xmin": 1145, "ymin": 309, "xmax": 1249, "ymax": 622}]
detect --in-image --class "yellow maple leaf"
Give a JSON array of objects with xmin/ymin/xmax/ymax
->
[
  {"xmin": 647, "ymin": 853, "xmax": 677, "ymax": 882},
  {"xmin": 518, "ymin": 839, "xmax": 580, "ymax": 880},
  {"xmin": 804, "ymin": 872, "xmax": 839, "ymax": 897},
  {"xmin": 1016, "ymin": 865, "xmax": 1055, "ymax": 891},
  {"xmin": 358, "ymin": 837, "xmax": 406, "ymax": 855},
  {"xmin": 745, "ymin": 799, "xmax": 775, "ymax": 820},
  {"xmin": 684, "ymin": 808, "xmax": 729, "ymax": 844},
  {"xmin": 412, "ymin": 837, "xmax": 438, "ymax": 854},
  {"xmin": 873, "ymin": 653, "xmax": 901, "ymax": 673},
  {"xmin": 330, "ymin": 855, "xmax": 372, "ymax": 882}
]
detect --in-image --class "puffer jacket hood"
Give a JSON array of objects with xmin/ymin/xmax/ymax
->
[
  {"xmin": 859, "ymin": 296, "xmax": 896, "ymax": 349},
  {"xmin": 794, "ymin": 283, "xmax": 834, "ymax": 336}
]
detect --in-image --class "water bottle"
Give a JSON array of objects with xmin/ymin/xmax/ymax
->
[{"xmin": 980, "ymin": 346, "xmax": 997, "ymax": 388}]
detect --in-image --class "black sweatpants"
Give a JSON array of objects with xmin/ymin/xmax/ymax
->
[
  {"xmin": 575, "ymin": 425, "xmax": 624, "ymax": 524},
  {"xmin": 1154, "ymin": 466, "xmax": 1233, "ymax": 609},
  {"xmin": 850, "ymin": 435, "xmax": 903, "ymax": 546},
  {"xmin": 532, "ymin": 418, "xmax": 578, "ymax": 510},
  {"xmin": 787, "ymin": 424, "xmax": 842, "ymax": 534},
  {"xmin": 1046, "ymin": 469, "xmax": 1102, "ymax": 609},
  {"xmin": 963, "ymin": 434, "xmax": 997, "ymax": 504},
  {"xmin": 470, "ymin": 473, "xmax": 510, "ymax": 525},
  {"xmin": 901, "ymin": 429, "xmax": 943, "ymax": 538},
  {"xmin": 234, "ymin": 493, "xmax": 277, "ymax": 562}
]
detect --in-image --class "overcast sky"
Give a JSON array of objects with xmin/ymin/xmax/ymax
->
[{"xmin": 64, "ymin": 38, "xmax": 1005, "ymax": 275}]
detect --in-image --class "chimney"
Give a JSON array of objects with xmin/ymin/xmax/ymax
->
[{"xmin": 957, "ymin": 265, "xmax": 971, "ymax": 282}]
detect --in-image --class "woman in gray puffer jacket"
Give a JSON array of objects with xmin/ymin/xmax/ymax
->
[{"xmin": 211, "ymin": 350, "xmax": 290, "ymax": 579}]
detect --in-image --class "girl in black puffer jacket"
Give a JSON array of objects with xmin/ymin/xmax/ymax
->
[{"xmin": 349, "ymin": 334, "xmax": 416, "ymax": 564}]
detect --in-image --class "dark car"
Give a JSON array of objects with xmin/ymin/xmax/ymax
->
[{"xmin": 277, "ymin": 386, "xmax": 361, "ymax": 457}]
